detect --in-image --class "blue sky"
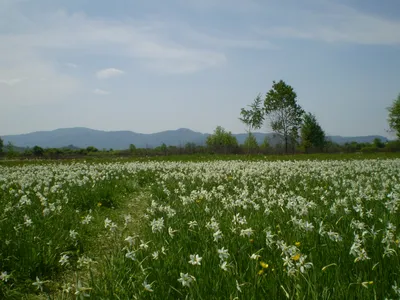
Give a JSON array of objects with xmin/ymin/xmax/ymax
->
[{"xmin": 1, "ymin": 0, "xmax": 399, "ymax": 138}]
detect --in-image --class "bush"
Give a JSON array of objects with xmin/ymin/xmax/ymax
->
[{"xmin": 360, "ymin": 146, "xmax": 379, "ymax": 153}]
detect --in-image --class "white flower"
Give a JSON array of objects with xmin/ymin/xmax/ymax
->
[
  {"xmin": 188, "ymin": 220, "xmax": 198, "ymax": 228},
  {"xmin": 104, "ymin": 218, "xmax": 112, "ymax": 228},
  {"xmin": 240, "ymin": 228, "xmax": 254, "ymax": 238},
  {"xmin": 140, "ymin": 240, "xmax": 149, "ymax": 250},
  {"xmin": 168, "ymin": 227, "xmax": 177, "ymax": 238},
  {"xmin": 188, "ymin": 254, "xmax": 202, "ymax": 265},
  {"xmin": 24, "ymin": 215, "xmax": 33, "ymax": 227},
  {"xmin": 32, "ymin": 276, "xmax": 49, "ymax": 291},
  {"xmin": 142, "ymin": 281, "xmax": 154, "ymax": 292},
  {"xmin": 152, "ymin": 251, "xmax": 159, "ymax": 260},
  {"xmin": 59, "ymin": 254, "xmax": 70, "ymax": 266},
  {"xmin": 125, "ymin": 250, "xmax": 136, "ymax": 261},
  {"xmin": 250, "ymin": 253, "xmax": 261, "ymax": 260},
  {"xmin": 177, "ymin": 273, "xmax": 195, "ymax": 287},
  {"xmin": 217, "ymin": 247, "xmax": 230, "ymax": 261},
  {"xmin": 0, "ymin": 271, "xmax": 10, "ymax": 282},
  {"xmin": 124, "ymin": 236, "xmax": 135, "ymax": 246},
  {"xmin": 150, "ymin": 217, "xmax": 164, "ymax": 233},
  {"xmin": 236, "ymin": 280, "xmax": 243, "ymax": 293},
  {"xmin": 69, "ymin": 230, "xmax": 78, "ymax": 240},
  {"xmin": 213, "ymin": 230, "xmax": 223, "ymax": 242},
  {"xmin": 81, "ymin": 214, "xmax": 93, "ymax": 225},
  {"xmin": 220, "ymin": 260, "xmax": 231, "ymax": 271}
]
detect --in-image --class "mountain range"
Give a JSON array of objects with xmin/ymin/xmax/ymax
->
[{"xmin": 1, "ymin": 127, "xmax": 388, "ymax": 150}]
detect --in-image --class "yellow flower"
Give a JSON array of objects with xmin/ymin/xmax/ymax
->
[
  {"xmin": 97, "ymin": 202, "xmax": 102, "ymax": 207},
  {"xmin": 295, "ymin": 242, "xmax": 301, "ymax": 247},
  {"xmin": 258, "ymin": 269, "xmax": 264, "ymax": 275},
  {"xmin": 260, "ymin": 261, "xmax": 269, "ymax": 269},
  {"xmin": 292, "ymin": 253, "xmax": 301, "ymax": 261},
  {"xmin": 369, "ymin": 281, "xmax": 373, "ymax": 285}
]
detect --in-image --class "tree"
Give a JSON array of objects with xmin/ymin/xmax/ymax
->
[
  {"xmin": 86, "ymin": 146, "xmax": 98, "ymax": 153},
  {"xmin": 387, "ymin": 94, "xmax": 400, "ymax": 139},
  {"xmin": 300, "ymin": 112, "xmax": 326, "ymax": 153},
  {"xmin": 160, "ymin": 143, "xmax": 167, "ymax": 155},
  {"xmin": 260, "ymin": 136, "xmax": 271, "ymax": 154},
  {"xmin": 264, "ymin": 80, "xmax": 304, "ymax": 154},
  {"xmin": 243, "ymin": 132, "xmax": 258, "ymax": 154},
  {"xmin": 206, "ymin": 126, "xmax": 238, "ymax": 154},
  {"xmin": 0, "ymin": 137, "xmax": 3, "ymax": 153},
  {"xmin": 129, "ymin": 144, "xmax": 136, "ymax": 154},
  {"xmin": 239, "ymin": 94, "xmax": 264, "ymax": 154},
  {"xmin": 373, "ymin": 138, "xmax": 385, "ymax": 149},
  {"xmin": 6, "ymin": 142, "xmax": 17, "ymax": 158},
  {"xmin": 32, "ymin": 145, "xmax": 44, "ymax": 157}
]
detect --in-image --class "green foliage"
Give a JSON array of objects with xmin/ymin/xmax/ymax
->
[
  {"xmin": 239, "ymin": 93, "xmax": 265, "ymax": 132},
  {"xmin": 243, "ymin": 132, "xmax": 259, "ymax": 154},
  {"xmin": 86, "ymin": 146, "xmax": 98, "ymax": 153},
  {"xmin": 5, "ymin": 142, "xmax": 18, "ymax": 159},
  {"xmin": 260, "ymin": 136, "xmax": 271, "ymax": 153},
  {"xmin": 300, "ymin": 112, "xmax": 326, "ymax": 153},
  {"xmin": 387, "ymin": 94, "xmax": 400, "ymax": 139},
  {"xmin": 264, "ymin": 80, "xmax": 304, "ymax": 153},
  {"xmin": 129, "ymin": 144, "xmax": 136, "ymax": 154},
  {"xmin": 385, "ymin": 140, "xmax": 400, "ymax": 152},
  {"xmin": 32, "ymin": 145, "xmax": 44, "ymax": 157},
  {"xmin": 373, "ymin": 138, "xmax": 385, "ymax": 149},
  {"xmin": 360, "ymin": 146, "xmax": 379, "ymax": 153},
  {"xmin": 206, "ymin": 126, "xmax": 238, "ymax": 154},
  {"xmin": 160, "ymin": 143, "xmax": 167, "ymax": 155},
  {"xmin": 0, "ymin": 137, "xmax": 3, "ymax": 153}
]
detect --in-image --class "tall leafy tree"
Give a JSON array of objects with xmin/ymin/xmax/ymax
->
[
  {"xmin": 0, "ymin": 137, "xmax": 3, "ymax": 153},
  {"xmin": 264, "ymin": 80, "xmax": 304, "ymax": 154},
  {"xmin": 300, "ymin": 112, "xmax": 326, "ymax": 153},
  {"xmin": 387, "ymin": 93, "xmax": 400, "ymax": 139},
  {"xmin": 239, "ymin": 94, "xmax": 264, "ymax": 154},
  {"xmin": 206, "ymin": 126, "xmax": 238, "ymax": 154}
]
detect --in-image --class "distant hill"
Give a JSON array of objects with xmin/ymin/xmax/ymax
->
[{"xmin": 1, "ymin": 127, "xmax": 389, "ymax": 150}]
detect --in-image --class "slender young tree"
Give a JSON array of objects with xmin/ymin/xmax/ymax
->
[
  {"xmin": 239, "ymin": 94, "xmax": 264, "ymax": 154},
  {"xmin": 264, "ymin": 80, "xmax": 304, "ymax": 154}
]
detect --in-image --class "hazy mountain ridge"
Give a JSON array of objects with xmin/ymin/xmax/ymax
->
[{"xmin": 2, "ymin": 127, "xmax": 388, "ymax": 150}]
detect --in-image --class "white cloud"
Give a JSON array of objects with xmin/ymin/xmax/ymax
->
[
  {"xmin": 0, "ymin": 61, "xmax": 80, "ymax": 105},
  {"xmin": 93, "ymin": 89, "xmax": 110, "ymax": 95},
  {"xmin": 258, "ymin": 0, "xmax": 400, "ymax": 45},
  {"xmin": 96, "ymin": 68, "xmax": 125, "ymax": 79},
  {"xmin": 65, "ymin": 62, "xmax": 78, "ymax": 68},
  {"xmin": 0, "ymin": 78, "xmax": 25, "ymax": 86},
  {"xmin": 0, "ymin": 9, "xmax": 256, "ymax": 75}
]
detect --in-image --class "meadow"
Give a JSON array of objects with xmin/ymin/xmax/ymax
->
[{"xmin": 1, "ymin": 155, "xmax": 400, "ymax": 299}]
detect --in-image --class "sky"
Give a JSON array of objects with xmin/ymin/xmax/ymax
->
[{"xmin": 1, "ymin": 0, "xmax": 399, "ymax": 138}]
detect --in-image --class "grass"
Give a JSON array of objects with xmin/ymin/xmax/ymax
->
[{"xmin": 0, "ymin": 156, "xmax": 400, "ymax": 299}]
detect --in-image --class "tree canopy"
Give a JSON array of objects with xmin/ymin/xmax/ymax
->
[
  {"xmin": 388, "ymin": 93, "xmax": 400, "ymax": 139},
  {"xmin": 300, "ymin": 112, "xmax": 326, "ymax": 153},
  {"xmin": 264, "ymin": 80, "xmax": 304, "ymax": 153},
  {"xmin": 206, "ymin": 126, "xmax": 238, "ymax": 154}
]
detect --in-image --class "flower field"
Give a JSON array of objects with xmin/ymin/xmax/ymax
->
[{"xmin": 1, "ymin": 158, "xmax": 400, "ymax": 299}]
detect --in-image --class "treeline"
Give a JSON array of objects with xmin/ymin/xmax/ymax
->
[
  {"xmin": 1, "ymin": 80, "xmax": 399, "ymax": 160},
  {"xmin": 0, "ymin": 133, "xmax": 399, "ymax": 160}
]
